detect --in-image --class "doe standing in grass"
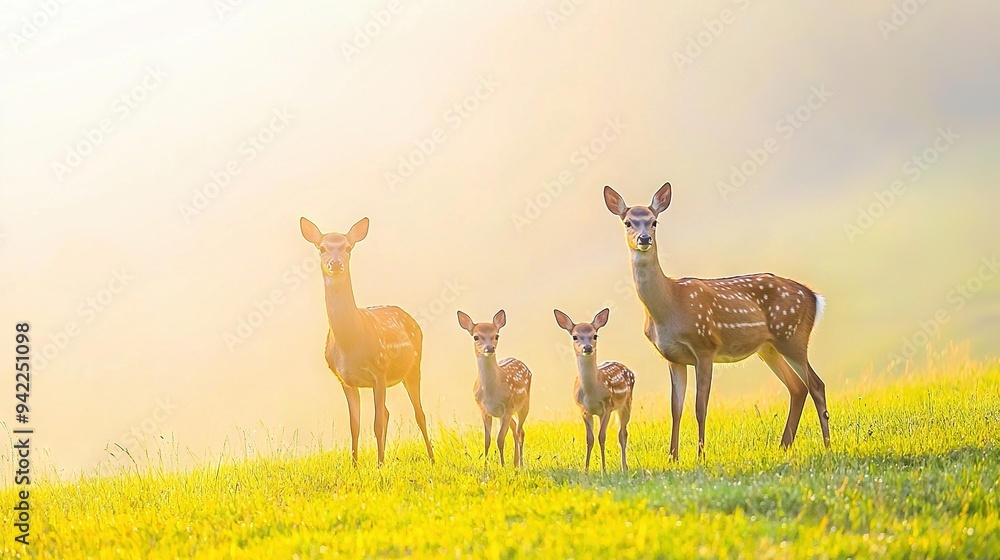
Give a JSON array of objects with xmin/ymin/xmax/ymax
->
[
  {"xmin": 554, "ymin": 308, "xmax": 636, "ymax": 472},
  {"xmin": 457, "ymin": 310, "xmax": 532, "ymax": 467},
  {"xmin": 603, "ymin": 183, "xmax": 830, "ymax": 460},
  {"xmin": 300, "ymin": 216, "xmax": 434, "ymax": 466}
]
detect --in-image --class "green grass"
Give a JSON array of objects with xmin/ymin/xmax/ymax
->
[{"xmin": 4, "ymin": 360, "xmax": 999, "ymax": 559}]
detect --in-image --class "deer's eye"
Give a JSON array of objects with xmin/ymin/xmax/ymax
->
[
  {"xmin": 624, "ymin": 220, "xmax": 632, "ymax": 228},
  {"xmin": 593, "ymin": 335, "xmax": 599, "ymax": 340},
  {"xmin": 572, "ymin": 335, "xmax": 578, "ymax": 341},
  {"xmin": 473, "ymin": 335, "xmax": 480, "ymax": 341},
  {"xmin": 652, "ymin": 220, "xmax": 658, "ymax": 227},
  {"xmin": 494, "ymin": 335, "xmax": 499, "ymax": 340}
]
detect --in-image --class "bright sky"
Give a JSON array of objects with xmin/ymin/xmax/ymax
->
[{"xmin": 1, "ymin": 1, "xmax": 998, "ymax": 477}]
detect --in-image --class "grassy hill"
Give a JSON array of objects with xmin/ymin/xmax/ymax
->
[{"xmin": 4, "ymin": 359, "xmax": 999, "ymax": 559}]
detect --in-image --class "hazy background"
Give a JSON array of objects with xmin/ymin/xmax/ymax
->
[{"xmin": 1, "ymin": 1, "xmax": 998, "ymax": 478}]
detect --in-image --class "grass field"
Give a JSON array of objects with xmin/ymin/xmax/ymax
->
[{"xmin": 4, "ymin": 358, "xmax": 999, "ymax": 559}]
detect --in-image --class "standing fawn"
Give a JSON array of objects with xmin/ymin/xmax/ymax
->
[
  {"xmin": 300, "ymin": 216, "xmax": 434, "ymax": 466},
  {"xmin": 603, "ymin": 183, "xmax": 831, "ymax": 460},
  {"xmin": 457, "ymin": 310, "xmax": 531, "ymax": 467},
  {"xmin": 553, "ymin": 308, "xmax": 636, "ymax": 473}
]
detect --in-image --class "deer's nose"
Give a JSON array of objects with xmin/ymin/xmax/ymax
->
[
  {"xmin": 327, "ymin": 260, "xmax": 345, "ymax": 274},
  {"xmin": 483, "ymin": 345, "xmax": 496, "ymax": 355},
  {"xmin": 582, "ymin": 345, "xmax": 594, "ymax": 355},
  {"xmin": 637, "ymin": 234, "xmax": 653, "ymax": 246}
]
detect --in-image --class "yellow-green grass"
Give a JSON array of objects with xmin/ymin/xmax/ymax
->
[{"xmin": 4, "ymin": 361, "xmax": 999, "ymax": 559}]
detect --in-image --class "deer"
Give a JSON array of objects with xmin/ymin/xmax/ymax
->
[
  {"xmin": 457, "ymin": 310, "xmax": 532, "ymax": 468},
  {"xmin": 300, "ymin": 216, "xmax": 434, "ymax": 466},
  {"xmin": 553, "ymin": 308, "xmax": 636, "ymax": 473},
  {"xmin": 603, "ymin": 183, "xmax": 830, "ymax": 460}
]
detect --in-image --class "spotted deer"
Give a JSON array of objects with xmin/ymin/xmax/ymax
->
[
  {"xmin": 457, "ymin": 310, "xmax": 531, "ymax": 467},
  {"xmin": 300, "ymin": 216, "xmax": 434, "ymax": 466},
  {"xmin": 553, "ymin": 308, "xmax": 636, "ymax": 473},
  {"xmin": 603, "ymin": 183, "xmax": 831, "ymax": 460}
]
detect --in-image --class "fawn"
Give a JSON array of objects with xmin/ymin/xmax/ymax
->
[
  {"xmin": 554, "ymin": 308, "xmax": 636, "ymax": 472},
  {"xmin": 457, "ymin": 310, "xmax": 531, "ymax": 467},
  {"xmin": 603, "ymin": 183, "xmax": 830, "ymax": 460},
  {"xmin": 300, "ymin": 216, "xmax": 434, "ymax": 466}
]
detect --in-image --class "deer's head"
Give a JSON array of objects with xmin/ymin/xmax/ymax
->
[
  {"xmin": 457, "ymin": 310, "xmax": 506, "ymax": 357},
  {"xmin": 300, "ymin": 216, "xmax": 369, "ymax": 279},
  {"xmin": 554, "ymin": 308, "xmax": 609, "ymax": 357},
  {"xmin": 603, "ymin": 183, "xmax": 672, "ymax": 253}
]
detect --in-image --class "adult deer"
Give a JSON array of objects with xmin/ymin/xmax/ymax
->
[
  {"xmin": 457, "ymin": 310, "xmax": 531, "ymax": 467},
  {"xmin": 553, "ymin": 308, "xmax": 636, "ymax": 472},
  {"xmin": 603, "ymin": 183, "xmax": 830, "ymax": 459},
  {"xmin": 300, "ymin": 216, "xmax": 434, "ymax": 466}
]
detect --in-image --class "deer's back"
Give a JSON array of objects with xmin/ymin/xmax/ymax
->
[
  {"xmin": 644, "ymin": 273, "xmax": 818, "ymax": 364},
  {"xmin": 474, "ymin": 357, "xmax": 532, "ymax": 417},
  {"xmin": 574, "ymin": 361, "xmax": 635, "ymax": 415},
  {"xmin": 325, "ymin": 305, "xmax": 423, "ymax": 388}
]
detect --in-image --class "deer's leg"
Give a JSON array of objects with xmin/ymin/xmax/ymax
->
[
  {"xmin": 382, "ymin": 407, "xmax": 390, "ymax": 444},
  {"xmin": 482, "ymin": 413, "xmax": 493, "ymax": 463},
  {"xmin": 509, "ymin": 418, "xmax": 521, "ymax": 468},
  {"xmin": 496, "ymin": 413, "xmax": 512, "ymax": 467},
  {"xmin": 583, "ymin": 414, "xmax": 595, "ymax": 472},
  {"xmin": 618, "ymin": 402, "xmax": 631, "ymax": 471},
  {"xmin": 597, "ymin": 410, "xmax": 611, "ymax": 473},
  {"xmin": 342, "ymin": 384, "xmax": 361, "ymax": 466},
  {"xmin": 785, "ymin": 355, "xmax": 831, "ymax": 448},
  {"xmin": 372, "ymin": 378, "xmax": 388, "ymax": 466},
  {"xmin": 668, "ymin": 361, "xmax": 688, "ymax": 461},
  {"xmin": 758, "ymin": 344, "xmax": 808, "ymax": 448},
  {"xmin": 403, "ymin": 374, "xmax": 435, "ymax": 462},
  {"xmin": 694, "ymin": 356, "xmax": 715, "ymax": 460},
  {"xmin": 483, "ymin": 410, "xmax": 493, "ymax": 462},
  {"xmin": 517, "ymin": 408, "xmax": 527, "ymax": 468}
]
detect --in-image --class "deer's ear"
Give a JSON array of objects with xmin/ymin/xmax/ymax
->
[
  {"xmin": 492, "ymin": 309, "xmax": 507, "ymax": 330},
  {"xmin": 457, "ymin": 311, "xmax": 475, "ymax": 333},
  {"xmin": 347, "ymin": 217, "xmax": 370, "ymax": 244},
  {"xmin": 300, "ymin": 217, "xmax": 324, "ymax": 246},
  {"xmin": 553, "ymin": 309, "xmax": 575, "ymax": 332},
  {"xmin": 604, "ymin": 186, "xmax": 627, "ymax": 218},
  {"xmin": 592, "ymin": 308, "xmax": 610, "ymax": 330},
  {"xmin": 650, "ymin": 182, "xmax": 672, "ymax": 215}
]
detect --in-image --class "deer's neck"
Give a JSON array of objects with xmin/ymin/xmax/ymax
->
[
  {"xmin": 477, "ymin": 355, "xmax": 503, "ymax": 396},
  {"xmin": 631, "ymin": 245, "xmax": 678, "ymax": 321},
  {"xmin": 324, "ymin": 273, "xmax": 364, "ymax": 344},
  {"xmin": 576, "ymin": 354, "xmax": 604, "ymax": 395}
]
